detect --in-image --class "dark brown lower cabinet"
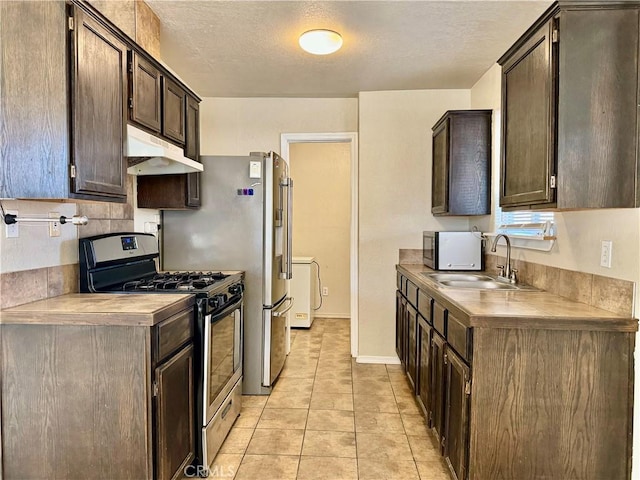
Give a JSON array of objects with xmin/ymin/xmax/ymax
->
[
  {"xmin": 431, "ymin": 331, "xmax": 447, "ymax": 451},
  {"xmin": 406, "ymin": 303, "xmax": 418, "ymax": 391},
  {"xmin": 155, "ymin": 343, "xmax": 195, "ymax": 480},
  {"xmin": 444, "ymin": 346, "xmax": 470, "ymax": 480},
  {"xmin": 1, "ymin": 302, "xmax": 196, "ymax": 480},
  {"xmin": 395, "ymin": 267, "xmax": 636, "ymax": 480},
  {"xmin": 417, "ymin": 315, "xmax": 432, "ymax": 422}
]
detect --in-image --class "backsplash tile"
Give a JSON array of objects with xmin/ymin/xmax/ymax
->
[
  {"xmin": 398, "ymin": 249, "xmax": 423, "ymax": 265},
  {"xmin": 592, "ymin": 275, "xmax": 635, "ymax": 317},
  {"xmin": 47, "ymin": 264, "xmax": 79, "ymax": 298},
  {"xmin": 1, "ymin": 268, "xmax": 48, "ymax": 309},
  {"xmin": 487, "ymin": 254, "xmax": 634, "ymax": 317}
]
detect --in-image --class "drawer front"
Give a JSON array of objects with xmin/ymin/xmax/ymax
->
[
  {"xmin": 418, "ymin": 290, "xmax": 433, "ymax": 323},
  {"xmin": 154, "ymin": 308, "xmax": 194, "ymax": 365},
  {"xmin": 433, "ymin": 302, "xmax": 447, "ymax": 337},
  {"xmin": 447, "ymin": 312, "xmax": 471, "ymax": 363},
  {"xmin": 406, "ymin": 280, "xmax": 419, "ymax": 308},
  {"xmin": 204, "ymin": 377, "xmax": 242, "ymax": 467}
]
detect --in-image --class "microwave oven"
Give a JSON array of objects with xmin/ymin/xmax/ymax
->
[{"xmin": 423, "ymin": 231, "xmax": 483, "ymax": 271}]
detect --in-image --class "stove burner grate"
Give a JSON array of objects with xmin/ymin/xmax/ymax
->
[{"xmin": 121, "ymin": 271, "xmax": 229, "ymax": 292}]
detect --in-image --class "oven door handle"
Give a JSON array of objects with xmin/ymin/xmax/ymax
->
[
  {"xmin": 273, "ymin": 297, "xmax": 294, "ymax": 317},
  {"xmin": 210, "ymin": 296, "xmax": 243, "ymax": 323}
]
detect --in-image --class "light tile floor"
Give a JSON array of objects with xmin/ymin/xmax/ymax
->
[{"xmin": 210, "ymin": 318, "xmax": 451, "ymax": 480}]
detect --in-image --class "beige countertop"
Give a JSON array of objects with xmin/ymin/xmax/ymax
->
[
  {"xmin": 398, "ymin": 264, "xmax": 637, "ymax": 332},
  {"xmin": 0, "ymin": 293, "xmax": 195, "ymax": 327}
]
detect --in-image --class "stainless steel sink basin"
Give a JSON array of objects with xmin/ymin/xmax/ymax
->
[
  {"xmin": 423, "ymin": 273, "xmax": 493, "ymax": 282},
  {"xmin": 421, "ymin": 272, "xmax": 532, "ymax": 290},
  {"xmin": 437, "ymin": 280, "xmax": 519, "ymax": 290}
]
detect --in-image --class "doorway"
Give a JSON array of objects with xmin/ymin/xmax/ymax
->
[{"xmin": 281, "ymin": 133, "xmax": 358, "ymax": 357}]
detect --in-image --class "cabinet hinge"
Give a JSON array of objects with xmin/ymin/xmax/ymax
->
[
  {"xmin": 129, "ymin": 98, "xmax": 134, "ymax": 109},
  {"xmin": 443, "ymin": 353, "xmax": 448, "ymax": 365},
  {"xmin": 550, "ymin": 175, "xmax": 556, "ymax": 189},
  {"xmin": 68, "ymin": 16, "xmax": 74, "ymax": 31},
  {"xmin": 552, "ymin": 29, "xmax": 558, "ymax": 43},
  {"xmin": 70, "ymin": 165, "xmax": 76, "ymax": 179},
  {"xmin": 152, "ymin": 381, "xmax": 158, "ymax": 397},
  {"xmin": 465, "ymin": 380, "xmax": 472, "ymax": 396}
]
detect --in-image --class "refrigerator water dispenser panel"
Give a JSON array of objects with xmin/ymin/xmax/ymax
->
[{"xmin": 249, "ymin": 161, "xmax": 262, "ymax": 178}]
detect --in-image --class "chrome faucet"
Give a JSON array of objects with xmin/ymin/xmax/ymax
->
[{"xmin": 490, "ymin": 234, "xmax": 517, "ymax": 284}]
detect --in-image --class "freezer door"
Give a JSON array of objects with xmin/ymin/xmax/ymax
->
[
  {"xmin": 264, "ymin": 152, "xmax": 290, "ymax": 306},
  {"xmin": 262, "ymin": 297, "xmax": 294, "ymax": 386}
]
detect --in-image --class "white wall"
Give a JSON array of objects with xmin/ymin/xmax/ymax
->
[
  {"xmin": 199, "ymin": 98, "xmax": 358, "ymax": 155},
  {"xmin": 471, "ymin": 64, "xmax": 640, "ymax": 480},
  {"xmin": 358, "ymin": 90, "xmax": 472, "ymax": 359},
  {"xmin": 0, "ymin": 200, "xmax": 77, "ymax": 274}
]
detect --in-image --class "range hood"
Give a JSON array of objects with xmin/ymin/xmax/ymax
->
[{"xmin": 126, "ymin": 124, "xmax": 204, "ymax": 175}]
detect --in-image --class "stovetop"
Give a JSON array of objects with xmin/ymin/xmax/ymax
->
[{"xmin": 121, "ymin": 271, "xmax": 232, "ymax": 293}]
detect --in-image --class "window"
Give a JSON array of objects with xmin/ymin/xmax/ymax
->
[{"xmin": 496, "ymin": 210, "xmax": 555, "ymax": 239}]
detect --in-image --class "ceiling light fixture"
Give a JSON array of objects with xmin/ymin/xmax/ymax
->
[{"xmin": 299, "ymin": 29, "xmax": 343, "ymax": 55}]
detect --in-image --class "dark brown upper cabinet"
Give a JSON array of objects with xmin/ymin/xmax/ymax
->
[
  {"xmin": 162, "ymin": 77, "xmax": 186, "ymax": 145},
  {"xmin": 137, "ymin": 93, "xmax": 201, "ymax": 210},
  {"xmin": 498, "ymin": 1, "xmax": 640, "ymax": 210},
  {"xmin": 431, "ymin": 110, "xmax": 492, "ymax": 216},
  {"xmin": 0, "ymin": 1, "xmax": 127, "ymax": 202},
  {"xmin": 129, "ymin": 52, "xmax": 162, "ymax": 132}
]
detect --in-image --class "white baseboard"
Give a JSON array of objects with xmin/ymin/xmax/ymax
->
[
  {"xmin": 314, "ymin": 314, "xmax": 351, "ymax": 319},
  {"xmin": 356, "ymin": 355, "xmax": 401, "ymax": 365}
]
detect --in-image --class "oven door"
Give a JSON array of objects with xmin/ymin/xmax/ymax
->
[{"xmin": 202, "ymin": 296, "xmax": 243, "ymax": 425}]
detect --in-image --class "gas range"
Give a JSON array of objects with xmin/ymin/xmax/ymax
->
[
  {"xmin": 79, "ymin": 232, "xmax": 245, "ymax": 471},
  {"xmin": 78, "ymin": 232, "xmax": 242, "ymax": 300}
]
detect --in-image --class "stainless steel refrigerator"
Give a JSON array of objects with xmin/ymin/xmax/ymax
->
[{"xmin": 162, "ymin": 152, "xmax": 293, "ymax": 395}]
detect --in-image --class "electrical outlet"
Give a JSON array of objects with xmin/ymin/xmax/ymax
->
[
  {"xmin": 322, "ymin": 287, "xmax": 329, "ymax": 296},
  {"xmin": 4, "ymin": 210, "xmax": 18, "ymax": 238},
  {"xmin": 600, "ymin": 240, "xmax": 612, "ymax": 268},
  {"xmin": 49, "ymin": 212, "xmax": 60, "ymax": 237}
]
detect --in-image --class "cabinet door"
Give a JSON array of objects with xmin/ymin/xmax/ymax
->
[
  {"xmin": 444, "ymin": 347, "xmax": 471, "ymax": 480},
  {"xmin": 162, "ymin": 77, "xmax": 186, "ymax": 145},
  {"xmin": 130, "ymin": 52, "xmax": 161, "ymax": 132},
  {"xmin": 185, "ymin": 96, "xmax": 201, "ymax": 207},
  {"xmin": 155, "ymin": 343, "xmax": 195, "ymax": 480},
  {"xmin": 430, "ymin": 332, "xmax": 446, "ymax": 451},
  {"xmin": 396, "ymin": 291, "xmax": 406, "ymax": 367},
  {"xmin": 417, "ymin": 316, "xmax": 432, "ymax": 422},
  {"xmin": 500, "ymin": 19, "xmax": 555, "ymax": 208},
  {"xmin": 71, "ymin": 6, "xmax": 127, "ymax": 199},
  {"xmin": 431, "ymin": 118, "xmax": 449, "ymax": 214},
  {"xmin": 406, "ymin": 303, "xmax": 418, "ymax": 392}
]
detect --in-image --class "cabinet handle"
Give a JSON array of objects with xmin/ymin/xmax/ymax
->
[{"xmin": 221, "ymin": 399, "xmax": 233, "ymax": 419}]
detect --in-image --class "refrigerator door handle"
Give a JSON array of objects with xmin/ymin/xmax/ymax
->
[
  {"xmin": 273, "ymin": 297, "xmax": 294, "ymax": 317},
  {"xmin": 280, "ymin": 177, "xmax": 293, "ymax": 280}
]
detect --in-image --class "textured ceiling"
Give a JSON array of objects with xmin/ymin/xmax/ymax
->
[{"xmin": 146, "ymin": 0, "xmax": 553, "ymax": 98}]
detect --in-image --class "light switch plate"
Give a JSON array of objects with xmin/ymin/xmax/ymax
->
[{"xmin": 600, "ymin": 240, "xmax": 612, "ymax": 268}]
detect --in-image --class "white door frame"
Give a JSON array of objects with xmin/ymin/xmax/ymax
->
[{"xmin": 280, "ymin": 132, "xmax": 359, "ymax": 358}]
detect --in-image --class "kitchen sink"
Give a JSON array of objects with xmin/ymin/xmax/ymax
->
[
  {"xmin": 424, "ymin": 273, "xmax": 494, "ymax": 282},
  {"xmin": 437, "ymin": 280, "xmax": 519, "ymax": 290},
  {"xmin": 421, "ymin": 272, "xmax": 533, "ymax": 290}
]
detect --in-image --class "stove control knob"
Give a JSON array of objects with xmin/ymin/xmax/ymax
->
[
  {"xmin": 229, "ymin": 284, "xmax": 243, "ymax": 295},
  {"xmin": 208, "ymin": 294, "xmax": 228, "ymax": 309}
]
